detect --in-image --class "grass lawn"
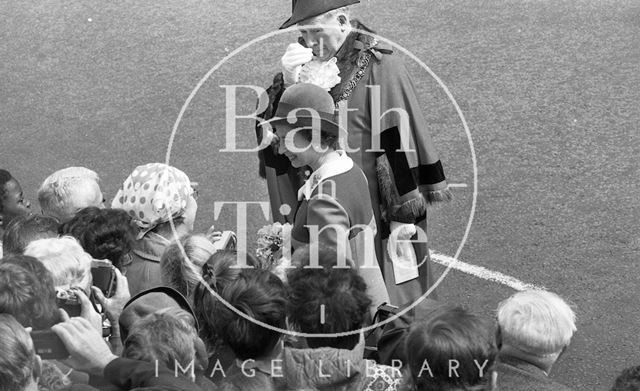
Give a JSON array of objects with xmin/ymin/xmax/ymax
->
[{"xmin": 1, "ymin": 0, "xmax": 638, "ymax": 389}]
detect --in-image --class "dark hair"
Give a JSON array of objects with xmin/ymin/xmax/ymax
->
[
  {"xmin": 193, "ymin": 250, "xmax": 260, "ymax": 350},
  {"xmin": 0, "ymin": 169, "xmax": 14, "ymax": 212},
  {"xmin": 0, "ymin": 260, "xmax": 59, "ymax": 329},
  {"xmin": 405, "ymin": 305, "xmax": 497, "ymax": 391},
  {"xmin": 611, "ymin": 366, "xmax": 640, "ymax": 391},
  {"xmin": 212, "ymin": 268, "xmax": 286, "ymax": 360},
  {"xmin": 298, "ymin": 129, "xmax": 339, "ymax": 150},
  {"xmin": 287, "ymin": 251, "xmax": 371, "ymax": 350},
  {"xmin": 2, "ymin": 214, "xmax": 59, "ymax": 255},
  {"xmin": 0, "ymin": 314, "xmax": 36, "ymax": 391},
  {"xmin": 58, "ymin": 207, "xmax": 136, "ymax": 270}
]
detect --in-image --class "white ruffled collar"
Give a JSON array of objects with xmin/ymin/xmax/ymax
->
[{"xmin": 298, "ymin": 151, "xmax": 353, "ymax": 201}]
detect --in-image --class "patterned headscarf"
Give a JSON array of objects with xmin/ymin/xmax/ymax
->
[{"xmin": 112, "ymin": 163, "xmax": 193, "ymax": 239}]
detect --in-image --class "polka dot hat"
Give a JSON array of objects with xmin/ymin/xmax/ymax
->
[{"xmin": 111, "ymin": 163, "xmax": 193, "ymax": 238}]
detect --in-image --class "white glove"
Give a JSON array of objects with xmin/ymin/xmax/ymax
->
[
  {"xmin": 281, "ymin": 43, "xmax": 313, "ymax": 86},
  {"xmin": 387, "ymin": 222, "xmax": 420, "ymax": 284}
]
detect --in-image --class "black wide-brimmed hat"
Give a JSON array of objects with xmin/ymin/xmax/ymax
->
[
  {"xmin": 280, "ymin": 0, "xmax": 360, "ymax": 29},
  {"xmin": 269, "ymin": 83, "xmax": 342, "ymax": 137}
]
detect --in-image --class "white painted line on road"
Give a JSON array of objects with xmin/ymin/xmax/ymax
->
[
  {"xmin": 430, "ymin": 251, "xmax": 545, "ymax": 291},
  {"xmin": 448, "ymin": 183, "xmax": 468, "ymax": 188}
]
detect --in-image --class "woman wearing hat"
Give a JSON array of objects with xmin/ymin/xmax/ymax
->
[
  {"xmin": 111, "ymin": 163, "xmax": 198, "ymax": 296},
  {"xmin": 270, "ymin": 82, "xmax": 390, "ymax": 314},
  {"xmin": 257, "ymin": 0, "xmax": 450, "ymax": 306}
]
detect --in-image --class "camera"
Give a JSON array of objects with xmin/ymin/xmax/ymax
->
[
  {"xmin": 56, "ymin": 289, "xmax": 82, "ymax": 317},
  {"xmin": 31, "ymin": 329, "xmax": 70, "ymax": 360},
  {"xmin": 212, "ymin": 231, "xmax": 237, "ymax": 251},
  {"xmin": 91, "ymin": 264, "xmax": 116, "ymax": 298},
  {"xmin": 375, "ymin": 303, "xmax": 399, "ymax": 321}
]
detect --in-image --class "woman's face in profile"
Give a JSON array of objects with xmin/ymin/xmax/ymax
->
[
  {"xmin": 182, "ymin": 193, "xmax": 198, "ymax": 233},
  {"xmin": 275, "ymin": 127, "xmax": 326, "ymax": 169}
]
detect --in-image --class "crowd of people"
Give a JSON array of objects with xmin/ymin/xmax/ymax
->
[
  {"xmin": 0, "ymin": 1, "xmax": 629, "ymax": 390},
  {"xmin": 0, "ymin": 163, "xmax": 623, "ymax": 391}
]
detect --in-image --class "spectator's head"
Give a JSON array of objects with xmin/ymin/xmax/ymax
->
[
  {"xmin": 160, "ymin": 234, "xmax": 216, "ymax": 299},
  {"xmin": 58, "ymin": 207, "xmax": 136, "ymax": 270},
  {"xmin": 0, "ymin": 169, "xmax": 31, "ymax": 230},
  {"xmin": 0, "ymin": 259, "xmax": 59, "ymax": 329},
  {"xmin": 404, "ymin": 305, "xmax": 498, "ymax": 391},
  {"xmin": 193, "ymin": 250, "xmax": 260, "ymax": 350},
  {"xmin": 0, "ymin": 314, "xmax": 42, "ymax": 391},
  {"xmin": 2, "ymin": 214, "xmax": 59, "ymax": 256},
  {"xmin": 287, "ymin": 254, "xmax": 370, "ymax": 350},
  {"xmin": 123, "ymin": 307, "xmax": 207, "ymax": 380},
  {"xmin": 497, "ymin": 290, "xmax": 576, "ymax": 372},
  {"xmin": 119, "ymin": 286, "xmax": 198, "ymax": 343},
  {"xmin": 23, "ymin": 236, "xmax": 92, "ymax": 293},
  {"xmin": 111, "ymin": 163, "xmax": 197, "ymax": 240},
  {"xmin": 611, "ymin": 365, "xmax": 640, "ymax": 391},
  {"xmin": 213, "ymin": 269, "xmax": 287, "ymax": 360},
  {"xmin": 38, "ymin": 167, "xmax": 104, "ymax": 223}
]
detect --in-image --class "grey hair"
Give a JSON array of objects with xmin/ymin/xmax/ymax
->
[
  {"xmin": 38, "ymin": 167, "xmax": 101, "ymax": 222},
  {"xmin": 497, "ymin": 289, "xmax": 577, "ymax": 356},
  {"xmin": 0, "ymin": 314, "xmax": 37, "ymax": 391},
  {"xmin": 24, "ymin": 236, "xmax": 93, "ymax": 291}
]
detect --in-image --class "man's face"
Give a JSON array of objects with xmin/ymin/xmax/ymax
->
[
  {"xmin": 1, "ymin": 178, "xmax": 31, "ymax": 226},
  {"xmin": 298, "ymin": 13, "xmax": 349, "ymax": 61}
]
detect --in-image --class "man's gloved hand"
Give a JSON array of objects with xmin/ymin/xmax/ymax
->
[
  {"xmin": 390, "ymin": 221, "xmax": 417, "ymax": 242},
  {"xmin": 387, "ymin": 222, "xmax": 419, "ymax": 283},
  {"xmin": 281, "ymin": 42, "xmax": 313, "ymax": 86}
]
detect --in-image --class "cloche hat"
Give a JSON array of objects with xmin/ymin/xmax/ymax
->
[{"xmin": 269, "ymin": 83, "xmax": 343, "ymax": 137}]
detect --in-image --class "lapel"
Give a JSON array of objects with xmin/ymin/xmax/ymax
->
[{"xmin": 297, "ymin": 151, "xmax": 353, "ymax": 201}]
